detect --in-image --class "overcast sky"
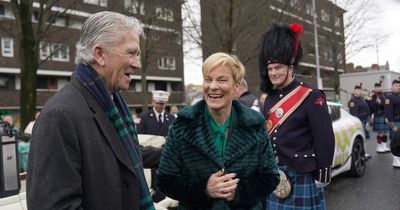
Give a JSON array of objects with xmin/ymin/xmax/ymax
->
[
  {"xmin": 347, "ymin": 0, "xmax": 400, "ymax": 71},
  {"xmin": 182, "ymin": 0, "xmax": 400, "ymax": 85}
]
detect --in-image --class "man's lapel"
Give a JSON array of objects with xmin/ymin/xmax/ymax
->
[{"xmin": 71, "ymin": 77, "xmax": 136, "ymax": 174}]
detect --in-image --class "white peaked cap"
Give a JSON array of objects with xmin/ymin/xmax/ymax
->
[{"xmin": 152, "ymin": 90, "xmax": 170, "ymax": 103}]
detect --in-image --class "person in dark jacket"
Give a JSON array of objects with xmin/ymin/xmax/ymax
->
[
  {"xmin": 157, "ymin": 52, "xmax": 280, "ymax": 210},
  {"xmin": 384, "ymin": 79, "xmax": 400, "ymax": 168},
  {"xmin": 27, "ymin": 12, "xmax": 155, "ymax": 210},
  {"xmin": 259, "ymin": 23, "xmax": 335, "ymax": 210},
  {"xmin": 348, "ymin": 83, "xmax": 371, "ymax": 140},
  {"xmin": 137, "ymin": 90, "xmax": 175, "ymax": 137},
  {"xmin": 370, "ymin": 81, "xmax": 390, "ymax": 152},
  {"xmin": 235, "ymin": 78, "xmax": 259, "ymax": 111}
]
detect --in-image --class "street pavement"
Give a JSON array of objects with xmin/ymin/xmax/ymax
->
[{"xmin": 325, "ymin": 132, "xmax": 400, "ymax": 210}]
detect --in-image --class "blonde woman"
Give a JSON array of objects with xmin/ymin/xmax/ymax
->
[{"xmin": 157, "ymin": 52, "xmax": 279, "ymax": 209}]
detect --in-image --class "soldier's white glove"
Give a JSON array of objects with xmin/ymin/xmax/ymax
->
[{"xmin": 315, "ymin": 180, "xmax": 329, "ymax": 188}]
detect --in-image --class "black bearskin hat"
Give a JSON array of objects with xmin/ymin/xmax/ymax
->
[
  {"xmin": 259, "ymin": 23, "xmax": 303, "ymax": 93},
  {"xmin": 374, "ymin": 81, "xmax": 382, "ymax": 87},
  {"xmin": 354, "ymin": 83, "xmax": 362, "ymax": 90}
]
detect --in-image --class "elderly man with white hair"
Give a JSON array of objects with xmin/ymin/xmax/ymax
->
[{"xmin": 27, "ymin": 11, "xmax": 155, "ymax": 210}]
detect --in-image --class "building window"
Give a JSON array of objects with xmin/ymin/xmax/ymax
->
[
  {"xmin": 0, "ymin": 4, "xmax": 5, "ymax": 16},
  {"xmin": 306, "ymin": 3, "xmax": 313, "ymax": 15},
  {"xmin": 51, "ymin": 43, "xmax": 69, "ymax": 62},
  {"xmin": 52, "ymin": 15, "xmax": 68, "ymax": 27},
  {"xmin": 156, "ymin": 7, "xmax": 174, "ymax": 21},
  {"xmin": 174, "ymin": 32, "xmax": 182, "ymax": 45},
  {"xmin": 158, "ymin": 56, "xmax": 176, "ymax": 70},
  {"xmin": 324, "ymin": 50, "xmax": 333, "ymax": 62},
  {"xmin": 171, "ymin": 82, "xmax": 183, "ymax": 92},
  {"xmin": 0, "ymin": 75, "xmax": 14, "ymax": 90},
  {"xmin": 335, "ymin": 17, "xmax": 341, "ymax": 27},
  {"xmin": 321, "ymin": 9, "xmax": 329, "ymax": 22},
  {"xmin": 144, "ymin": 30, "xmax": 160, "ymax": 41},
  {"xmin": 124, "ymin": 0, "xmax": 145, "ymax": 15},
  {"xmin": 155, "ymin": 81, "xmax": 167, "ymax": 91},
  {"xmin": 37, "ymin": 76, "xmax": 58, "ymax": 90},
  {"xmin": 40, "ymin": 42, "xmax": 51, "ymax": 60},
  {"xmin": 83, "ymin": 0, "xmax": 107, "ymax": 7},
  {"xmin": 1, "ymin": 37, "xmax": 14, "ymax": 57}
]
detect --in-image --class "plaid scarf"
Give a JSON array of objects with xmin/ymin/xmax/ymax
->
[{"xmin": 75, "ymin": 64, "xmax": 154, "ymax": 210}]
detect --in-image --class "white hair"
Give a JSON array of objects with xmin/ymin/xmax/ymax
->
[{"xmin": 75, "ymin": 11, "xmax": 143, "ymax": 65}]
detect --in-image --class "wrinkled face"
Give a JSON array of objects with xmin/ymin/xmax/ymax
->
[
  {"xmin": 98, "ymin": 30, "xmax": 141, "ymax": 92},
  {"xmin": 152, "ymin": 101, "xmax": 167, "ymax": 113},
  {"xmin": 393, "ymin": 83, "xmax": 400, "ymax": 93},
  {"xmin": 203, "ymin": 65, "xmax": 239, "ymax": 113},
  {"xmin": 267, "ymin": 63, "xmax": 293, "ymax": 88}
]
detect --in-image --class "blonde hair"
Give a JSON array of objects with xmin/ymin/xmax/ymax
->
[{"xmin": 202, "ymin": 52, "xmax": 245, "ymax": 83}]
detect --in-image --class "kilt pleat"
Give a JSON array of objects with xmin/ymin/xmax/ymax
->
[
  {"xmin": 373, "ymin": 116, "xmax": 389, "ymax": 132},
  {"xmin": 266, "ymin": 165, "xmax": 326, "ymax": 210}
]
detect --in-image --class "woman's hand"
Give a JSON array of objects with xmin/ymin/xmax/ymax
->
[{"xmin": 206, "ymin": 169, "xmax": 239, "ymax": 200}]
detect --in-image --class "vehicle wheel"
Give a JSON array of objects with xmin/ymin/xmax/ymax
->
[{"xmin": 349, "ymin": 138, "xmax": 366, "ymax": 177}]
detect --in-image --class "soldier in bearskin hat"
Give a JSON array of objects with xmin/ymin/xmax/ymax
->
[
  {"xmin": 384, "ymin": 79, "xmax": 400, "ymax": 168},
  {"xmin": 259, "ymin": 23, "xmax": 335, "ymax": 209},
  {"xmin": 348, "ymin": 83, "xmax": 372, "ymax": 141},
  {"xmin": 370, "ymin": 81, "xmax": 390, "ymax": 152}
]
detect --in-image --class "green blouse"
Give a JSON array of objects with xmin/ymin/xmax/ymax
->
[{"xmin": 206, "ymin": 107, "xmax": 232, "ymax": 158}]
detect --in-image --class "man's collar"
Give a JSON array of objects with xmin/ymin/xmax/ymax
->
[{"xmin": 153, "ymin": 108, "xmax": 165, "ymax": 116}]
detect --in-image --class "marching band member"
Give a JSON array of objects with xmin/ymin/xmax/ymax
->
[
  {"xmin": 259, "ymin": 23, "xmax": 335, "ymax": 210},
  {"xmin": 384, "ymin": 79, "xmax": 400, "ymax": 168},
  {"xmin": 370, "ymin": 81, "xmax": 390, "ymax": 152},
  {"xmin": 348, "ymin": 83, "xmax": 371, "ymax": 141}
]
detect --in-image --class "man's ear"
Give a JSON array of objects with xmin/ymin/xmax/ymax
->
[{"xmin": 93, "ymin": 44, "xmax": 105, "ymax": 66}]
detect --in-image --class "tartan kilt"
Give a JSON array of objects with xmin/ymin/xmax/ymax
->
[
  {"xmin": 373, "ymin": 116, "xmax": 390, "ymax": 132},
  {"xmin": 266, "ymin": 165, "xmax": 326, "ymax": 210}
]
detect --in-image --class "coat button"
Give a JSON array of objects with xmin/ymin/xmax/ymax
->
[
  {"xmin": 273, "ymin": 144, "xmax": 276, "ymax": 147},
  {"xmin": 304, "ymin": 154, "xmax": 308, "ymax": 158},
  {"xmin": 294, "ymin": 154, "xmax": 298, "ymax": 157},
  {"xmin": 273, "ymin": 137, "xmax": 276, "ymax": 140},
  {"xmin": 274, "ymin": 130, "xmax": 277, "ymax": 133}
]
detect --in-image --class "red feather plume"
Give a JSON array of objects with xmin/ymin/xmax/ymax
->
[{"xmin": 289, "ymin": 23, "xmax": 303, "ymax": 64}]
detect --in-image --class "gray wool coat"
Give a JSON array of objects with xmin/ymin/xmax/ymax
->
[{"xmin": 27, "ymin": 76, "xmax": 142, "ymax": 210}]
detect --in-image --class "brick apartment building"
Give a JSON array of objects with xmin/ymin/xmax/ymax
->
[
  {"xmin": 0, "ymin": 0, "xmax": 184, "ymax": 118},
  {"xmin": 201, "ymin": 0, "xmax": 346, "ymax": 99}
]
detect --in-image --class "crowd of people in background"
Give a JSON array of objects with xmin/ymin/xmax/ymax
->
[{"xmin": 347, "ymin": 79, "xmax": 400, "ymax": 168}]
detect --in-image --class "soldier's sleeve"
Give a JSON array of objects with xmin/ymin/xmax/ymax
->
[{"xmin": 306, "ymin": 90, "xmax": 335, "ymax": 183}]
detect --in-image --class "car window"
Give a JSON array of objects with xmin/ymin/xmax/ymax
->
[{"xmin": 329, "ymin": 105, "xmax": 341, "ymax": 121}]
